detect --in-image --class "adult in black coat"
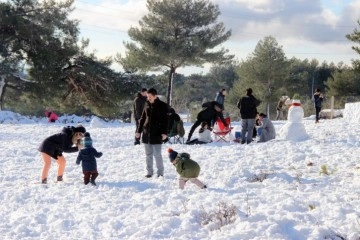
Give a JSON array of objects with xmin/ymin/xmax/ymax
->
[
  {"xmin": 237, "ymin": 88, "xmax": 261, "ymax": 144},
  {"xmin": 136, "ymin": 88, "xmax": 168, "ymax": 178},
  {"xmin": 133, "ymin": 88, "xmax": 147, "ymax": 145},
  {"xmin": 186, "ymin": 101, "xmax": 227, "ymax": 142},
  {"xmin": 38, "ymin": 125, "xmax": 86, "ymax": 184}
]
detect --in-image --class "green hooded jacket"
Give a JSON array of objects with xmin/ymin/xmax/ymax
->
[{"xmin": 173, "ymin": 153, "xmax": 200, "ymax": 178}]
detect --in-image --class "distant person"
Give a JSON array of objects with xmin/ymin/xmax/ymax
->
[
  {"xmin": 44, "ymin": 110, "xmax": 58, "ymax": 123},
  {"xmin": 313, "ymin": 88, "xmax": 324, "ymax": 123},
  {"xmin": 135, "ymin": 88, "xmax": 168, "ymax": 178},
  {"xmin": 213, "ymin": 88, "xmax": 226, "ymax": 126},
  {"xmin": 186, "ymin": 121, "xmax": 212, "ymax": 145},
  {"xmin": 186, "ymin": 101, "xmax": 227, "ymax": 143},
  {"xmin": 237, "ymin": 88, "xmax": 261, "ymax": 144},
  {"xmin": 168, "ymin": 148, "xmax": 206, "ymax": 190},
  {"xmin": 215, "ymin": 88, "xmax": 226, "ymax": 109},
  {"xmin": 257, "ymin": 113, "xmax": 276, "ymax": 142},
  {"xmin": 275, "ymin": 96, "xmax": 288, "ymax": 120},
  {"xmin": 76, "ymin": 132, "xmax": 103, "ymax": 186},
  {"xmin": 133, "ymin": 88, "xmax": 147, "ymax": 145},
  {"xmin": 38, "ymin": 125, "xmax": 86, "ymax": 184}
]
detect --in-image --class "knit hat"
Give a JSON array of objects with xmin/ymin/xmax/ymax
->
[
  {"xmin": 83, "ymin": 132, "xmax": 92, "ymax": 148},
  {"xmin": 167, "ymin": 148, "xmax": 178, "ymax": 162},
  {"xmin": 73, "ymin": 125, "xmax": 86, "ymax": 134}
]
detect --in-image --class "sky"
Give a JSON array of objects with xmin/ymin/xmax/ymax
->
[
  {"xmin": 69, "ymin": 0, "xmax": 360, "ymax": 75},
  {"xmin": 0, "ymin": 102, "xmax": 360, "ymax": 239}
]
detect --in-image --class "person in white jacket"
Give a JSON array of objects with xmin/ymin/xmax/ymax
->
[{"xmin": 186, "ymin": 122, "xmax": 212, "ymax": 145}]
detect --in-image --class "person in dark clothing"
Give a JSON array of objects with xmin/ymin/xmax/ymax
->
[
  {"xmin": 76, "ymin": 132, "xmax": 103, "ymax": 186},
  {"xmin": 186, "ymin": 101, "xmax": 227, "ymax": 143},
  {"xmin": 313, "ymin": 88, "xmax": 324, "ymax": 123},
  {"xmin": 214, "ymin": 88, "xmax": 226, "ymax": 109},
  {"xmin": 38, "ymin": 125, "xmax": 86, "ymax": 184},
  {"xmin": 167, "ymin": 108, "xmax": 181, "ymax": 135},
  {"xmin": 135, "ymin": 88, "xmax": 168, "ymax": 178},
  {"xmin": 133, "ymin": 88, "xmax": 147, "ymax": 145},
  {"xmin": 237, "ymin": 88, "xmax": 261, "ymax": 144}
]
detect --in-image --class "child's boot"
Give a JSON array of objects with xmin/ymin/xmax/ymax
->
[
  {"xmin": 90, "ymin": 180, "xmax": 96, "ymax": 186},
  {"xmin": 42, "ymin": 178, "xmax": 47, "ymax": 184},
  {"xmin": 57, "ymin": 175, "xmax": 63, "ymax": 182}
]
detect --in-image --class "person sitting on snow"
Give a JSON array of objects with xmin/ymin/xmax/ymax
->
[
  {"xmin": 256, "ymin": 113, "xmax": 276, "ymax": 142},
  {"xmin": 44, "ymin": 110, "xmax": 58, "ymax": 123}
]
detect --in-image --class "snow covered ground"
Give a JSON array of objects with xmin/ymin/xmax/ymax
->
[{"xmin": 0, "ymin": 108, "xmax": 360, "ymax": 240}]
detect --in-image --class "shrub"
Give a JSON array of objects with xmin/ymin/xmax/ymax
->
[{"xmin": 197, "ymin": 201, "xmax": 237, "ymax": 231}]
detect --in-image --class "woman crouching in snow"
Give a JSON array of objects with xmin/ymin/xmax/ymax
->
[{"xmin": 38, "ymin": 125, "xmax": 86, "ymax": 184}]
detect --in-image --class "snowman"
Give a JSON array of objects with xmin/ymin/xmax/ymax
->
[{"xmin": 279, "ymin": 98, "xmax": 309, "ymax": 141}]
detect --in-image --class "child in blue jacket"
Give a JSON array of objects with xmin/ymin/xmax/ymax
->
[{"xmin": 76, "ymin": 132, "xmax": 102, "ymax": 186}]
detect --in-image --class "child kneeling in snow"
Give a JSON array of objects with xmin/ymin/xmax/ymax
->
[
  {"xmin": 76, "ymin": 132, "xmax": 103, "ymax": 186},
  {"xmin": 168, "ymin": 148, "xmax": 207, "ymax": 190}
]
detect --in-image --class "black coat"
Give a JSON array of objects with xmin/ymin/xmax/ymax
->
[
  {"xmin": 76, "ymin": 147, "xmax": 102, "ymax": 171},
  {"xmin": 137, "ymin": 98, "xmax": 169, "ymax": 144},
  {"xmin": 133, "ymin": 93, "xmax": 147, "ymax": 120},
  {"xmin": 237, "ymin": 95, "xmax": 261, "ymax": 119},
  {"xmin": 198, "ymin": 101, "xmax": 226, "ymax": 125},
  {"xmin": 38, "ymin": 127, "xmax": 78, "ymax": 159}
]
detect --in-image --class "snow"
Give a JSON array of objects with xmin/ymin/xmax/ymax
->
[{"xmin": 1, "ymin": 103, "xmax": 360, "ymax": 240}]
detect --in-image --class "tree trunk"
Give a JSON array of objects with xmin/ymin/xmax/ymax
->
[
  {"xmin": 167, "ymin": 65, "xmax": 176, "ymax": 106},
  {"xmin": 0, "ymin": 75, "xmax": 6, "ymax": 111}
]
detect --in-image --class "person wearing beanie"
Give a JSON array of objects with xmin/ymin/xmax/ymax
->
[
  {"xmin": 237, "ymin": 88, "xmax": 261, "ymax": 144},
  {"xmin": 135, "ymin": 88, "xmax": 168, "ymax": 178},
  {"xmin": 168, "ymin": 148, "xmax": 206, "ymax": 190},
  {"xmin": 133, "ymin": 88, "xmax": 148, "ymax": 145},
  {"xmin": 76, "ymin": 132, "xmax": 103, "ymax": 186},
  {"xmin": 38, "ymin": 124, "xmax": 86, "ymax": 184}
]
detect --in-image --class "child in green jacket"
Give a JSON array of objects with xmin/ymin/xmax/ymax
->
[{"xmin": 168, "ymin": 148, "xmax": 207, "ymax": 190}]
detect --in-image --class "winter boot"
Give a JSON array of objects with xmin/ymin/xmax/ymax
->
[
  {"xmin": 57, "ymin": 176, "xmax": 63, "ymax": 182},
  {"xmin": 42, "ymin": 178, "xmax": 47, "ymax": 184},
  {"xmin": 90, "ymin": 180, "xmax": 96, "ymax": 186}
]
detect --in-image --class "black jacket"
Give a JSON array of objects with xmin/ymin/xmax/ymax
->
[
  {"xmin": 38, "ymin": 127, "xmax": 79, "ymax": 159},
  {"xmin": 76, "ymin": 147, "xmax": 102, "ymax": 171},
  {"xmin": 133, "ymin": 93, "xmax": 147, "ymax": 120},
  {"xmin": 199, "ymin": 101, "xmax": 226, "ymax": 125},
  {"xmin": 137, "ymin": 98, "xmax": 169, "ymax": 144},
  {"xmin": 237, "ymin": 95, "xmax": 261, "ymax": 119}
]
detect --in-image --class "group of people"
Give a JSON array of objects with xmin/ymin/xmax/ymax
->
[
  {"xmin": 38, "ymin": 86, "xmax": 324, "ymax": 189},
  {"xmin": 38, "ymin": 124, "xmax": 102, "ymax": 186}
]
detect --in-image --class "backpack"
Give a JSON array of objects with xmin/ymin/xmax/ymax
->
[{"xmin": 177, "ymin": 119, "xmax": 185, "ymax": 137}]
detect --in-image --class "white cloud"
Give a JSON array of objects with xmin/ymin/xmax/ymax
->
[{"xmin": 69, "ymin": 0, "xmax": 359, "ymax": 74}]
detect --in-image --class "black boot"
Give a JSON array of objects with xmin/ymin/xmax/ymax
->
[
  {"xmin": 42, "ymin": 178, "xmax": 47, "ymax": 184},
  {"xmin": 57, "ymin": 176, "xmax": 63, "ymax": 182},
  {"xmin": 90, "ymin": 180, "xmax": 96, "ymax": 186}
]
